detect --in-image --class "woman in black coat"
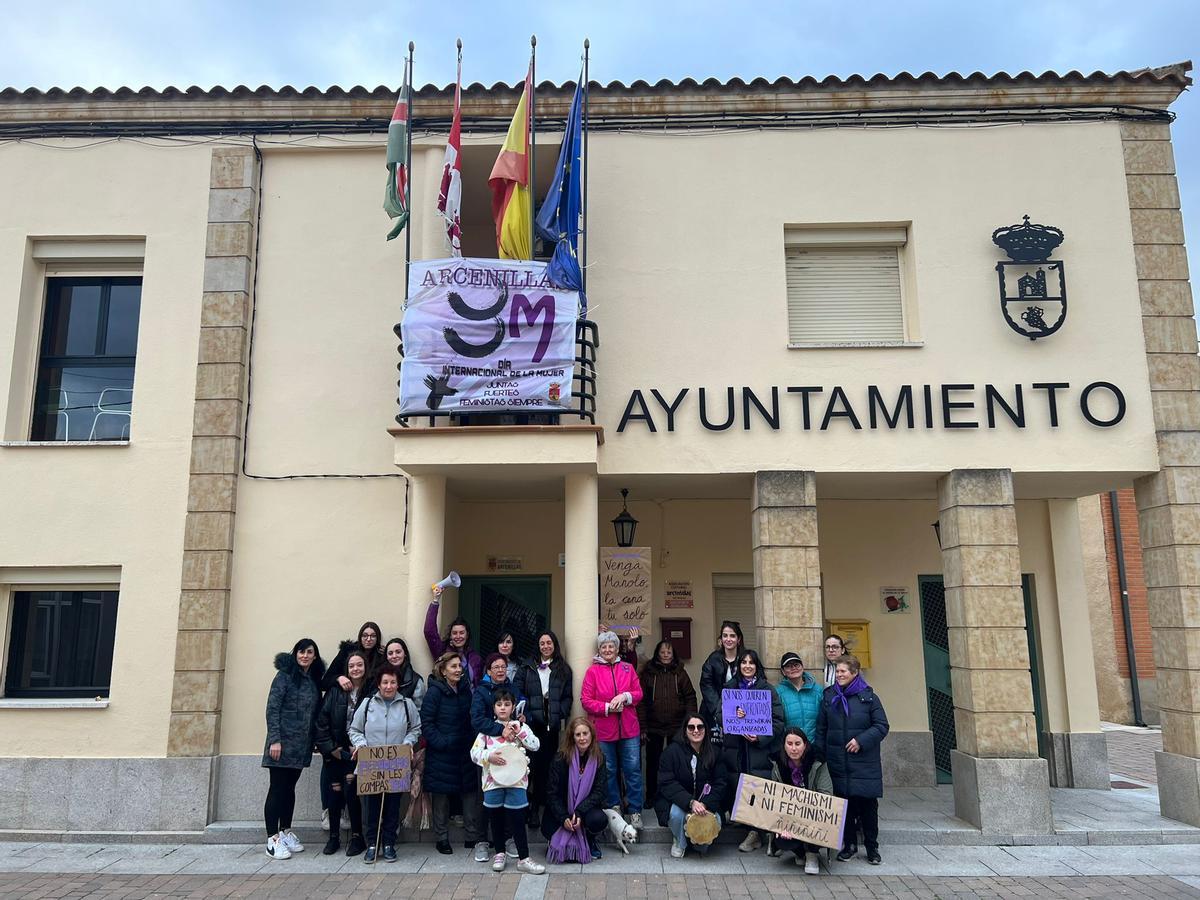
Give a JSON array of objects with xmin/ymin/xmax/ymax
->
[
  {"xmin": 698, "ymin": 620, "xmax": 745, "ymax": 734},
  {"xmin": 813, "ymin": 653, "xmax": 889, "ymax": 865},
  {"xmin": 541, "ymin": 716, "xmax": 609, "ymax": 861},
  {"xmin": 321, "ymin": 622, "xmax": 385, "ymax": 691},
  {"xmin": 516, "ymin": 630, "xmax": 573, "ymax": 828},
  {"xmin": 420, "ymin": 651, "xmax": 486, "ymax": 856},
  {"xmin": 315, "ymin": 648, "xmax": 370, "ymax": 857},
  {"xmin": 655, "ymin": 714, "xmax": 727, "ymax": 858},
  {"xmin": 721, "ymin": 649, "xmax": 785, "ymax": 853},
  {"xmin": 262, "ymin": 638, "xmax": 325, "ymax": 860}
]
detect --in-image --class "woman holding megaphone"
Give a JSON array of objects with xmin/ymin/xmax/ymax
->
[{"xmin": 425, "ymin": 573, "xmax": 483, "ymax": 686}]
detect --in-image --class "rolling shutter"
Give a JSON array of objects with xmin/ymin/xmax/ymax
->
[
  {"xmin": 786, "ymin": 246, "xmax": 904, "ymax": 343},
  {"xmin": 713, "ymin": 573, "xmax": 755, "ymax": 645}
]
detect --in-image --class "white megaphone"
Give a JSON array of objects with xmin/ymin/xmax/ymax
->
[{"xmin": 432, "ymin": 571, "xmax": 461, "ymax": 592}]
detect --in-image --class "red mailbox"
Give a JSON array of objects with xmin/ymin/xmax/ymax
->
[{"xmin": 659, "ymin": 617, "xmax": 693, "ymax": 661}]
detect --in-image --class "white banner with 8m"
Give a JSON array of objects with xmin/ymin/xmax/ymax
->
[{"xmin": 399, "ymin": 258, "xmax": 579, "ymax": 416}]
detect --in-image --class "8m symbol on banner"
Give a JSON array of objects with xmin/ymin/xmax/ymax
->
[{"xmin": 442, "ymin": 284, "xmax": 556, "ymax": 363}]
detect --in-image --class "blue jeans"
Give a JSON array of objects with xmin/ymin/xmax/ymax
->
[
  {"xmin": 668, "ymin": 803, "xmax": 718, "ymax": 853},
  {"xmin": 599, "ymin": 737, "xmax": 644, "ymax": 814}
]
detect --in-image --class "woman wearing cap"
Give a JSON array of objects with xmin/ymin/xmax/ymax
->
[
  {"xmin": 775, "ymin": 652, "xmax": 822, "ymax": 738},
  {"xmin": 638, "ymin": 639, "xmax": 697, "ymax": 803},
  {"xmin": 580, "ymin": 630, "xmax": 645, "ymax": 828},
  {"xmin": 814, "ymin": 654, "xmax": 889, "ymax": 865},
  {"xmin": 721, "ymin": 649, "xmax": 785, "ymax": 854}
]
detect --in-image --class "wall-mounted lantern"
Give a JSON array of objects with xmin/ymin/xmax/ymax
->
[{"xmin": 612, "ymin": 488, "xmax": 639, "ymax": 548}]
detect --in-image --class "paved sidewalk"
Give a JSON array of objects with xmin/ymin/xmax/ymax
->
[{"xmin": 1, "ymin": 872, "xmax": 1198, "ymax": 899}]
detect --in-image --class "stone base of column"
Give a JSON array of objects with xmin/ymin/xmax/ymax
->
[
  {"xmin": 950, "ymin": 750, "xmax": 1052, "ymax": 834},
  {"xmin": 1156, "ymin": 750, "xmax": 1200, "ymax": 826},
  {"xmin": 1043, "ymin": 732, "xmax": 1110, "ymax": 789}
]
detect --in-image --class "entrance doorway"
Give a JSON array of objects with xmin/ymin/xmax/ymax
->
[
  {"xmin": 917, "ymin": 574, "xmax": 1047, "ymax": 784},
  {"xmin": 458, "ymin": 576, "xmax": 551, "ymax": 664}
]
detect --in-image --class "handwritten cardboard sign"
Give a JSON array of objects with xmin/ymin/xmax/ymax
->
[
  {"xmin": 730, "ymin": 774, "xmax": 848, "ymax": 850},
  {"xmin": 600, "ymin": 547, "xmax": 651, "ymax": 632},
  {"xmin": 356, "ymin": 743, "xmax": 413, "ymax": 795},
  {"xmin": 721, "ymin": 689, "xmax": 774, "ymax": 736}
]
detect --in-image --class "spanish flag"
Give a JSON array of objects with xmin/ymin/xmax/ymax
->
[{"xmin": 489, "ymin": 66, "xmax": 532, "ymax": 260}]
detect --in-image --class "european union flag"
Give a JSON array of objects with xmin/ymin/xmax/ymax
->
[{"xmin": 536, "ymin": 72, "xmax": 586, "ymax": 313}]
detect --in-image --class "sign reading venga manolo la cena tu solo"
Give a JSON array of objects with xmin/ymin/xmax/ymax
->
[
  {"xmin": 399, "ymin": 258, "xmax": 579, "ymax": 416},
  {"xmin": 600, "ymin": 547, "xmax": 651, "ymax": 634}
]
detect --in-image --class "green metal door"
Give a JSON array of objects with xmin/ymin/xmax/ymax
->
[
  {"xmin": 1022, "ymin": 575, "xmax": 1049, "ymax": 756},
  {"xmin": 918, "ymin": 575, "xmax": 956, "ymax": 784},
  {"xmin": 458, "ymin": 576, "xmax": 551, "ymax": 663}
]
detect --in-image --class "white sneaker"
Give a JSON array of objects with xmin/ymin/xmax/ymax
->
[
  {"xmin": 340, "ymin": 809, "xmax": 351, "ymax": 831},
  {"xmin": 506, "ymin": 838, "xmax": 519, "ymax": 858},
  {"xmin": 670, "ymin": 840, "xmax": 686, "ymax": 859},
  {"xmin": 517, "ymin": 858, "xmax": 546, "ymax": 874},
  {"xmin": 321, "ymin": 808, "xmax": 330, "ymax": 831},
  {"xmin": 804, "ymin": 852, "xmax": 820, "ymax": 875},
  {"xmin": 629, "ymin": 812, "xmax": 643, "ymax": 829},
  {"xmin": 281, "ymin": 829, "xmax": 304, "ymax": 853},
  {"xmin": 265, "ymin": 834, "xmax": 291, "ymax": 860},
  {"xmin": 474, "ymin": 841, "xmax": 490, "ymax": 863},
  {"xmin": 738, "ymin": 831, "xmax": 761, "ymax": 853},
  {"xmin": 491, "ymin": 852, "xmax": 507, "ymax": 872}
]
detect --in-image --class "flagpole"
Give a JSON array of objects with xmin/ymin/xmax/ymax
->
[
  {"xmin": 582, "ymin": 38, "xmax": 589, "ymax": 295},
  {"xmin": 403, "ymin": 41, "xmax": 414, "ymax": 302},
  {"xmin": 529, "ymin": 34, "xmax": 537, "ymax": 261}
]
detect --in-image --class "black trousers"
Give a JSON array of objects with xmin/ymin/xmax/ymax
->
[
  {"xmin": 643, "ymin": 732, "xmax": 670, "ymax": 804},
  {"xmin": 539, "ymin": 806, "xmax": 608, "ymax": 842},
  {"xmin": 363, "ymin": 793, "xmax": 404, "ymax": 848},
  {"xmin": 845, "ymin": 796, "xmax": 879, "ymax": 850},
  {"xmin": 528, "ymin": 722, "xmax": 559, "ymax": 814},
  {"xmin": 264, "ymin": 767, "xmax": 303, "ymax": 837},
  {"xmin": 325, "ymin": 757, "xmax": 363, "ymax": 837},
  {"xmin": 488, "ymin": 806, "xmax": 529, "ymax": 858}
]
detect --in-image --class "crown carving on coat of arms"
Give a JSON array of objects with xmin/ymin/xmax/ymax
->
[{"xmin": 991, "ymin": 215, "xmax": 1064, "ymax": 262}]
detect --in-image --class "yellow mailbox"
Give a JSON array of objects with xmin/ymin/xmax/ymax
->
[{"xmin": 824, "ymin": 618, "xmax": 871, "ymax": 669}]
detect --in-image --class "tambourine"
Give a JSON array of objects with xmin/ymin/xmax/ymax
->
[
  {"xmin": 488, "ymin": 748, "xmax": 529, "ymax": 787},
  {"xmin": 684, "ymin": 811, "xmax": 721, "ymax": 845}
]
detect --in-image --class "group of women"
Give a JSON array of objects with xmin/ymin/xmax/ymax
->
[{"xmin": 261, "ymin": 596, "xmax": 890, "ymax": 875}]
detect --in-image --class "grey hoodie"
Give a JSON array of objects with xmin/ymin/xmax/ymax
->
[{"xmin": 348, "ymin": 690, "xmax": 422, "ymax": 748}]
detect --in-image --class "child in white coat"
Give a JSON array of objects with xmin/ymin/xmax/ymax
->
[{"xmin": 470, "ymin": 687, "xmax": 545, "ymax": 874}]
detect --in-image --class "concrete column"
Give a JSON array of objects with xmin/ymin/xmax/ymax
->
[
  {"xmin": 406, "ymin": 473, "xmax": 446, "ymax": 675},
  {"xmin": 939, "ymin": 468, "xmax": 1051, "ymax": 833},
  {"xmin": 564, "ymin": 471, "xmax": 599, "ymax": 710},
  {"xmin": 1123, "ymin": 120, "xmax": 1200, "ymax": 826},
  {"xmin": 1045, "ymin": 498, "xmax": 1109, "ymax": 788},
  {"xmin": 167, "ymin": 148, "xmax": 259, "ymax": 761},
  {"xmin": 752, "ymin": 471, "xmax": 823, "ymax": 674}
]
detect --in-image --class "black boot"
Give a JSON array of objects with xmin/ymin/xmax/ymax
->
[
  {"xmin": 322, "ymin": 834, "xmax": 340, "ymax": 855},
  {"xmin": 345, "ymin": 834, "xmax": 366, "ymax": 857}
]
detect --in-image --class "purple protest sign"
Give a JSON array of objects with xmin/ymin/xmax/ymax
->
[{"xmin": 721, "ymin": 689, "xmax": 774, "ymax": 736}]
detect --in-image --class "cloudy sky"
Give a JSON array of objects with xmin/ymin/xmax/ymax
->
[{"xmin": 1, "ymin": 1, "xmax": 1196, "ymax": 280}]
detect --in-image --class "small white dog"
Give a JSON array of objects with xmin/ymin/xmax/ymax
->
[{"xmin": 603, "ymin": 808, "xmax": 638, "ymax": 854}]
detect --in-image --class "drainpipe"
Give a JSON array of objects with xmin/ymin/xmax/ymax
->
[{"xmin": 1108, "ymin": 491, "xmax": 1147, "ymax": 727}]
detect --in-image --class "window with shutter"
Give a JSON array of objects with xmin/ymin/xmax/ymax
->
[
  {"xmin": 784, "ymin": 229, "xmax": 909, "ymax": 346},
  {"xmin": 712, "ymin": 573, "xmax": 755, "ymax": 647}
]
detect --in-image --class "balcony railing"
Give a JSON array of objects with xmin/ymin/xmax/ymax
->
[{"xmin": 394, "ymin": 318, "xmax": 598, "ymax": 428}]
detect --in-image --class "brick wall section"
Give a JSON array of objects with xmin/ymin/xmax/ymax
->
[
  {"xmin": 167, "ymin": 148, "xmax": 258, "ymax": 757},
  {"xmin": 1124, "ymin": 120, "xmax": 1200, "ymax": 764},
  {"xmin": 1100, "ymin": 487, "xmax": 1156, "ymax": 679}
]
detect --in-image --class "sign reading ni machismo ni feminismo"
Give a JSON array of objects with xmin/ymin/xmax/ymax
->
[
  {"xmin": 356, "ymin": 744, "xmax": 413, "ymax": 795},
  {"xmin": 399, "ymin": 258, "xmax": 579, "ymax": 416},
  {"xmin": 730, "ymin": 774, "xmax": 848, "ymax": 851},
  {"xmin": 600, "ymin": 547, "xmax": 651, "ymax": 633}
]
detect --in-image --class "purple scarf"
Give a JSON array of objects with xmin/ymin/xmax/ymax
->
[
  {"xmin": 546, "ymin": 750, "xmax": 598, "ymax": 864},
  {"xmin": 829, "ymin": 673, "xmax": 870, "ymax": 716},
  {"xmin": 785, "ymin": 757, "xmax": 806, "ymax": 788}
]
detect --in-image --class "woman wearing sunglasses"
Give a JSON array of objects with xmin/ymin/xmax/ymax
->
[{"xmin": 653, "ymin": 714, "xmax": 728, "ymax": 859}]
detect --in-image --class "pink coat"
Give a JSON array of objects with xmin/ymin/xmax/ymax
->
[{"xmin": 580, "ymin": 659, "xmax": 644, "ymax": 742}]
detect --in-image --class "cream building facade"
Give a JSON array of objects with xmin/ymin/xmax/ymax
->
[{"xmin": 0, "ymin": 63, "xmax": 1197, "ymax": 836}]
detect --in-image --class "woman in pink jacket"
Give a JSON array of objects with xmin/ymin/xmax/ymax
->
[{"xmin": 580, "ymin": 630, "xmax": 645, "ymax": 828}]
